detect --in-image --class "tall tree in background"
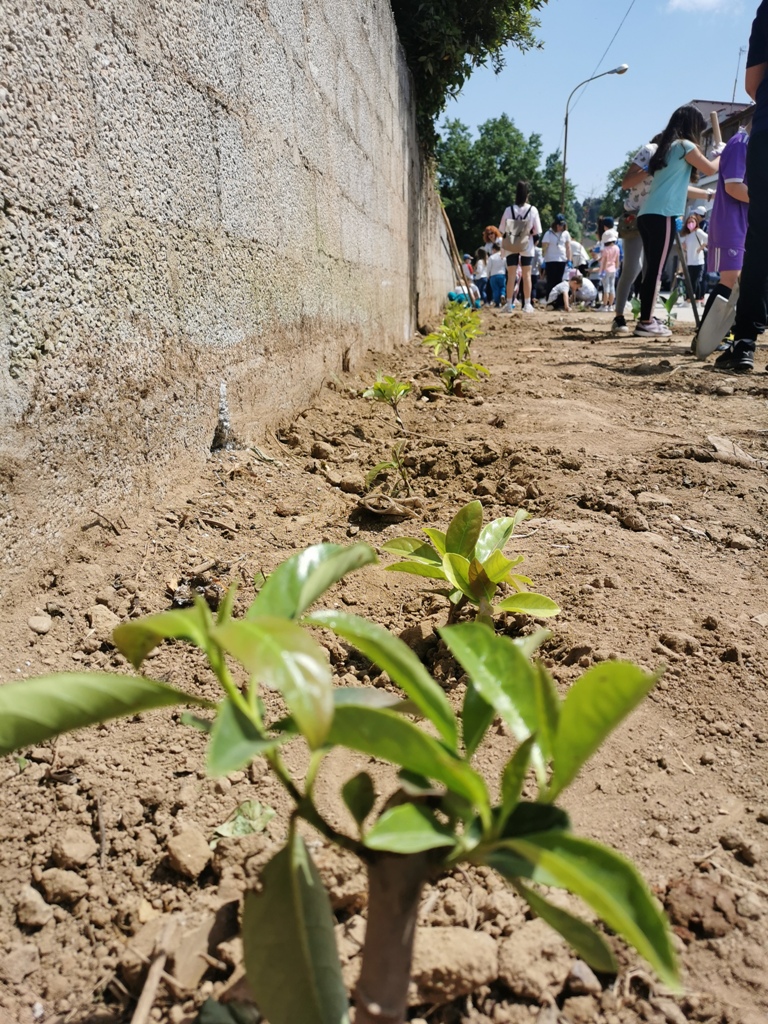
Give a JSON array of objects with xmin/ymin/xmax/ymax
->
[
  {"xmin": 436, "ymin": 115, "xmax": 577, "ymax": 253},
  {"xmin": 599, "ymin": 152, "xmax": 637, "ymax": 221},
  {"xmin": 391, "ymin": 0, "xmax": 548, "ymax": 145}
]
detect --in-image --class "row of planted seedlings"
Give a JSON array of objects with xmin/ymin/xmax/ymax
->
[
  {"xmin": 361, "ymin": 301, "xmax": 489, "ymax": 501},
  {"xmin": 0, "ymin": 492, "xmax": 679, "ymax": 1023}
]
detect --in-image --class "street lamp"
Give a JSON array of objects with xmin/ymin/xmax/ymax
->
[{"xmin": 560, "ymin": 64, "xmax": 629, "ymax": 217}]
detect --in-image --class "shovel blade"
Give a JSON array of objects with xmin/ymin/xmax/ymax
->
[{"xmin": 695, "ymin": 280, "xmax": 739, "ymax": 359}]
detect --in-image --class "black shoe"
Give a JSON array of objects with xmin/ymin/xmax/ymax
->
[{"xmin": 714, "ymin": 339, "xmax": 755, "ymax": 373}]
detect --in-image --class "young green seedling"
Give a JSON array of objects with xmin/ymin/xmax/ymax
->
[
  {"xmin": 424, "ymin": 356, "xmax": 490, "ymax": 396},
  {"xmin": 422, "ymin": 301, "xmax": 482, "ymax": 364},
  {"xmin": 0, "ymin": 543, "xmax": 677, "ymax": 1024},
  {"xmin": 362, "ymin": 374, "xmax": 411, "ymax": 433},
  {"xmin": 365, "ymin": 440, "xmax": 412, "ymax": 496},
  {"xmin": 382, "ymin": 499, "xmax": 559, "ymax": 626}
]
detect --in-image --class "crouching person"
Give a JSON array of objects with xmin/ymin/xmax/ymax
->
[{"xmin": 546, "ymin": 272, "xmax": 596, "ymax": 311}]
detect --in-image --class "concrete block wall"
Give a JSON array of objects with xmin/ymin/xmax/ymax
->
[{"xmin": 0, "ymin": 0, "xmax": 454, "ymax": 573}]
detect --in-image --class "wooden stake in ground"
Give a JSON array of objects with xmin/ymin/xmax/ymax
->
[{"xmin": 440, "ymin": 203, "xmax": 471, "ymax": 296}]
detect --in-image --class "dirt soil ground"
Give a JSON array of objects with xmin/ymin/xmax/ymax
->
[{"xmin": 1, "ymin": 307, "xmax": 768, "ymax": 1024}]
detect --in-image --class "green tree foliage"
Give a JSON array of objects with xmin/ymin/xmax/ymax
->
[
  {"xmin": 391, "ymin": 0, "xmax": 547, "ymax": 146},
  {"xmin": 436, "ymin": 115, "xmax": 577, "ymax": 253}
]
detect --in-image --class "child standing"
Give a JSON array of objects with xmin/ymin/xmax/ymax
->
[
  {"xmin": 473, "ymin": 247, "xmax": 489, "ymax": 304},
  {"xmin": 635, "ymin": 104, "xmax": 722, "ymax": 338},
  {"xmin": 486, "ymin": 242, "xmax": 507, "ymax": 307},
  {"xmin": 599, "ymin": 228, "xmax": 621, "ymax": 310}
]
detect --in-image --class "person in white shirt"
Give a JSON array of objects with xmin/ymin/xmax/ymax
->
[
  {"xmin": 546, "ymin": 273, "xmax": 596, "ymax": 311},
  {"xmin": 485, "ymin": 242, "xmax": 508, "ymax": 307},
  {"xmin": 540, "ymin": 215, "xmax": 573, "ymax": 290},
  {"xmin": 498, "ymin": 180, "xmax": 542, "ymax": 313},
  {"xmin": 472, "ymin": 247, "xmax": 489, "ymax": 304}
]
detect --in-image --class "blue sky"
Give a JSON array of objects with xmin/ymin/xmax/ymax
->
[{"xmin": 442, "ymin": 0, "xmax": 755, "ymax": 203}]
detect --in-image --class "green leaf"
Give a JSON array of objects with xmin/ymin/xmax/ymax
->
[
  {"xmin": 482, "ymin": 550, "xmax": 524, "ymax": 584},
  {"xmin": 364, "ymin": 803, "xmax": 457, "ymax": 854},
  {"xmin": 213, "ymin": 619, "xmax": 333, "ymax": 750},
  {"xmin": 532, "ymin": 663, "xmax": 560, "ymax": 765},
  {"xmin": 499, "ymin": 832, "xmax": 678, "ymax": 990},
  {"xmin": 305, "ymin": 610, "xmax": 457, "ymax": 748},
  {"xmin": 213, "ymin": 800, "xmax": 276, "ymax": 845},
  {"xmin": 495, "ymin": 592, "xmax": 560, "ymax": 618},
  {"xmin": 341, "ymin": 772, "xmax": 376, "ymax": 828},
  {"xmin": 207, "ymin": 697, "xmax": 288, "ymax": 776},
  {"xmin": 548, "ymin": 662, "xmax": 657, "ymax": 801},
  {"xmin": 246, "ymin": 543, "xmax": 376, "ymax": 621},
  {"xmin": 423, "ymin": 528, "xmax": 447, "ymax": 555},
  {"xmin": 385, "ymin": 560, "xmax": 447, "ymax": 580},
  {"xmin": 217, "ymin": 582, "xmax": 239, "ymax": 625},
  {"xmin": 442, "ymin": 553, "xmax": 475, "ymax": 600},
  {"xmin": 499, "ymin": 736, "xmax": 536, "ymax": 827},
  {"xmin": 468, "ymin": 558, "xmax": 496, "ymax": 602},
  {"xmin": 380, "ymin": 537, "xmax": 441, "ymax": 564},
  {"xmin": 242, "ymin": 835, "xmax": 350, "ymax": 1024},
  {"xmin": 440, "ymin": 623, "xmax": 538, "ymax": 743},
  {"xmin": 445, "ymin": 500, "xmax": 483, "ymax": 558},
  {"xmin": 499, "ymin": 802, "xmax": 569, "ymax": 838},
  {"xmin": 513, "ymin": 629, "xmax": 551, "ymax": 659},
  {"xmin": 326, "ymin": 705, "xmax": 489, "ymax": 815},
  {"xmin": 462, "ymin": 682, "xmax": 494, "ymax": 759},
  {"xmin": 0, "ymin": 673, "xmax": 205, "ymax": 755},
  {"xmin": 113, "ymin": 602, "xmax": 213, "ymax": 668},
  {"xmin": 513, "ymin": 879, "xmax": 618, "ymax": 974},
  {"xmin": 475, "ymin": 517, "xmax": 517, "ymax": 562},
  {"xmin": 365, "ymin": 462, "xmax": 394, "ymax": 489}
]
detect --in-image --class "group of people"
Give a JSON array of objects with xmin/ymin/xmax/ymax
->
[
  {"xmin": 461, "ymin": 201, "xmax": 623, "ymax": 315},
  {"xmin": 453, "ymin": 0, "xmax": 768, "ymax": 373}
]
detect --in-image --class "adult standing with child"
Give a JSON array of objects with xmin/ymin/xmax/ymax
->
[
  {"xmin": 634, "ymin": 105, "xmax": 722, "ymax": 338},
  {"xmin": 498, "ymin": 181, "xmax": 542, "ymax": 313}
]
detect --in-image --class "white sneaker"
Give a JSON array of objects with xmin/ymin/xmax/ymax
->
[
  {"xmin": 634, "ymin": 319, "xmax": 672, "ymax": 338},
  {"xmin": 522, "ymin": 303, "xmax": 534, "ymax": 313},
  {"xmin": 502, "ymin": 302, "xmax": 516, "ymax": 313}
]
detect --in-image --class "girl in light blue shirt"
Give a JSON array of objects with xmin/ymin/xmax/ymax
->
[{"xmin": 635, "ymin": 105, "xmax": 722, "ymax": 338}]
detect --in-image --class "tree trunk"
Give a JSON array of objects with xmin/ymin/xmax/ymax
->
[{"xmin": 354, "ymin": 852, "xmax": 429, "ymax": 1024}]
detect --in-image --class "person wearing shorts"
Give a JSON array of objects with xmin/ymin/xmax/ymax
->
[{"xmin": 498, "ymin": 180, "xmax": 542, "ymax": 313}]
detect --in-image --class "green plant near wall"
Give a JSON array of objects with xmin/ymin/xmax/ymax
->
[
  {"xmin": 0, "ymin": 542, "xmax": 677, "ymax": 1024},
  {"xmin": 382, "ymin": 500, "xmax": 559, "ymax": 625},
  {"xmin": 391, "ymin": 0, "xmax": 547, "ymax": 146}
]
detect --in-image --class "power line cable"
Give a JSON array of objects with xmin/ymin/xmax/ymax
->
[{"xmin": 569, "ymin": 0, "xmax": 638, "ymax": 116}]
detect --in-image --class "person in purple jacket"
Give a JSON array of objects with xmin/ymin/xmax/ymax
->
[
  {"xmin": 715, "ymin": 2, "xmax": 768, "ymax": 372},
  {"xmin": 699, "ymin": 127, "xmax": 749, "ymax": 332}
]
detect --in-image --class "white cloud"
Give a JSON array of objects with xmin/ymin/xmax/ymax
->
[{"xmin": 667, "ymin": 0, "xmax": 737, "ymax": 9}]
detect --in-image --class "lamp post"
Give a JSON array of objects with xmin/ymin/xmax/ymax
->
[{"xmin": 560, "ymin": 64, "xmax": 629, "ymax": 217}]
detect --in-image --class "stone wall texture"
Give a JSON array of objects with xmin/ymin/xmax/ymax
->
[{"xmin": 0, "ymin": 0, "xmax": 453, "ymax": 573}]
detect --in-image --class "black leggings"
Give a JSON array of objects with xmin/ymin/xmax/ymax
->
[
  {"xmin": 637, "ymin": 214, "xmax": 674, "ymax": 322},
  {"xmin": 546, "ymin": 261, "xmax": 568, "ymax": 288}
]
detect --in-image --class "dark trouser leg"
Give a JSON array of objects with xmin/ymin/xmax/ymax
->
[
  {"xmin": 547, "ymin": 262, "xmax": 567, "ymax": 287},
  {"xmin": 733, "ymin": 130, "xmax": 768, "ymax": 344},
  {"xmin": 638, "ymin": 214, "xmax": 673, "ymax": 322}
]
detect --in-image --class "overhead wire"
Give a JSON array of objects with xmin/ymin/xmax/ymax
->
[{"xmin": 569, "ymin": 0, "xmax": 638, "ymax": 116}]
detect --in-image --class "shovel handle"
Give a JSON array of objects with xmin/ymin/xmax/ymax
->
[{"xmin": 710, "ymin": 111, "xmax": 723, "ymax": 146}]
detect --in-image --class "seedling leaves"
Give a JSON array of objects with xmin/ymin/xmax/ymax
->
[
  {"xmin": 341, "ymin": 772, "xmax": 376, "ymax": 828},
  {"xmin": 548, "ymin": 662, "xmax": 657, "ymax": 801},
  {"xmin": 497, "ymin": 831, "xmax": 678, "ymax": 989},
  {"xmin": 207, "ymin": 697, "xmax": 289, "ymax": 776},
  {"xmin": 213, "ymin": 619, "xmax": 333, "ymax": 750},
  {"xmin": 514, "ymin": 879, "xmax": 617, "ymax": 973},
  {"xmin": 305, "ymin": 609, "xmax": 457, "ymax": 748},
  {"xmin": 242, "ymin": 834, "xmax": 350, "ymax": 1024},
  {"xmin": 0, "ymin": 673, "xmax": 204, "ymax": 755},
  {"xmin": 445, "ymin": 500, "xmax": 483, "ymax": 559},
  {"xmin": 114, "ymin": 602, "xmax": 213, "ymax": 668},
  {"xmin": 246, "ymin": 543, "xmax": 376, "ymax": 621},
  {"xmin": 213, "ymin": 800, "xmax": 275, "ymax": 846},
  {"xmin": 364, "ymin": 803, "xmax": 457, "ymax": 854}
]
